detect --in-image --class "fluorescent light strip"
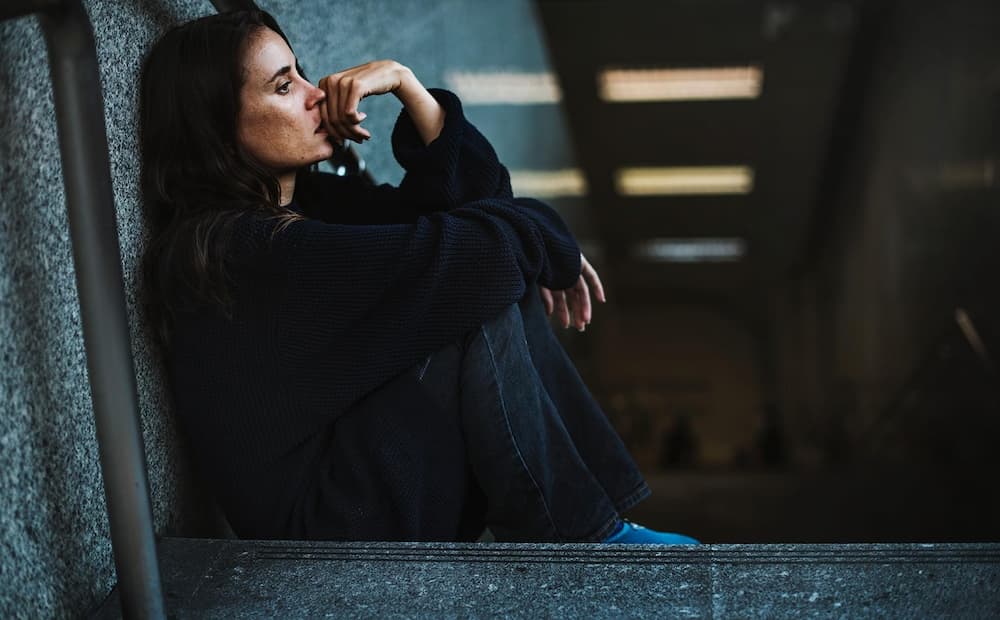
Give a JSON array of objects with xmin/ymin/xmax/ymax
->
[
  {"xmin": 443, "ymin": 71, "xmax": 562, "ymax": 104},
  {"xmin": 509, "ymin": 168, "xmax": 588, "ymax": 198},
  {"xmin": 938, "ymin": 160, "xmax": 996, "ymax": 189},
  {"xmin": 633, "ymin": 238, "xmax": 746, "ymax": 263},
  {"xmin": 599, "ymin": 65, "xmax": 763, "ymax": 102},
  {"xmin": 615, "ymin": 166, "xmax": 754, "ymax": 196}
]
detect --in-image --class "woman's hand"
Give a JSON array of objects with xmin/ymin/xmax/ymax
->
[
  {"xmin": 317, "ymin": 60, "xmax": 405, "ymax": 144},
  {"xmin": 539, "ymin": 254, "xmax": 606, "ymax": 332},
  {"xmin": 318, "ymin": 60, "xmax": 444, "ymax": 146}
]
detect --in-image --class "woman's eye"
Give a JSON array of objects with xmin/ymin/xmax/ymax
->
[{"xmin": 276, "ymin": 81, "xmax": 291, "ymax": 95}]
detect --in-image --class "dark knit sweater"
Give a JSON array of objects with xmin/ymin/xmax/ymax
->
[{"xmin": 168, "ymin": 89, "xmax": 581, "ymax": 533}]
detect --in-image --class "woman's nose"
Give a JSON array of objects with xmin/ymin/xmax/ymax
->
[{"xmin": 307, "ymin": 83, "xmax": 326, "ymax": 108}]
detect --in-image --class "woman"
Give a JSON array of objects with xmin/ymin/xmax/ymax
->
[{"xmin": 140, "ymin": 9, "xmax": 697, "ymax": 545}]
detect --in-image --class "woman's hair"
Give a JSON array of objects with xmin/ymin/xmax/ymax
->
[{"xmin": 139, "ymin": 9, "xmax": 306, "ymax": 353}]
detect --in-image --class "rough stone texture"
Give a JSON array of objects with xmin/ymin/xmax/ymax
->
[
  {"xmin": 92, "ymin": 541, "xmax": 1000, "ymax": 618},
  {"xmin": 0, "ymin": 3, "xmax": 207, "ymax": 618},
  {"xmin": 0, "ymin": 2, "xmax": 572, "ymax": 618}
]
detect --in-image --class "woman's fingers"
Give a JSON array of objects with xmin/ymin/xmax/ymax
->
[
  {"xmin": 341, "ymin": 77, "xmax": 367, "ymax": 124},
  {"xmin": 581, "ymin": 254, "xmax": 606, "ymax": 303},
  {"xmin": 318, "ymin": 87, "xmax": 331, "ymax": 135},
  {"xmin": 319, "ymin": 61, "xmax": 408, "ymax": 144},
  {"xmin": 318, "ymin": 76, "xmax": 336, "ymax": 140},
  {"xmin": 541, "ymin": 255, "xmax": 606, "ymax": 332},
  {"xmin": 553, "ymin": 290, "xmax": 570, "ymax": 329},
  {"xmin": 323, "ymin": 76, "xmax": 347, "ymax": 142},
  {"xmin": 338, "ymin": 76, "xmax": 371, "ymax": 142},
  {"xmin": 320, "ymin": 73, "xmax": 360, "ymax": 143},
  {"xmin": 571, "ymin": 275, "xmax": 591, "ymax": 331},
  {"xmin": 539, "ymin": 286, "xmax": 554, "ymax": 316}
]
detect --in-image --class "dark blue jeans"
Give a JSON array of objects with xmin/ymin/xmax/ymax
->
[{"xmin": 288, "ymin": 287, "xmax": 649, "ymax": 542}]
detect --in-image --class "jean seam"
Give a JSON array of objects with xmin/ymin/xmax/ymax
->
[
  {"xmin": 613, "ymin": 482, "xmax": 651, "ymax": 514},
  {"xmin": 416, "ymin": 354, "xmax": 432, "ymax": 382},
  {"xmin": 577, "ymin": 485, "xmax": 648, "ymax": 542},
  {"xmin": 480, "ymin": 325, "xmax": 562, "ymax": 541},
  {"xmin": 584, "ymin": 512, "xmax": 625, "ymax": 543}
]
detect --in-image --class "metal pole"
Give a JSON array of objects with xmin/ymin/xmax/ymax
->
[{"xmin": 34, "ymin": 1, "xmax": 165, "ymax": 617}]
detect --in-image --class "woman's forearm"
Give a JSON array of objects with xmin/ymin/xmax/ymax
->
[{"xmin": 394, "ymin": 67, "xmax": 446, "ymax": 145}]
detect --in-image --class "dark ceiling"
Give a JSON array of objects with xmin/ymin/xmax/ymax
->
[{"xmin": 535, "ymin": 0, "xmax": 862, "ymax": 311}]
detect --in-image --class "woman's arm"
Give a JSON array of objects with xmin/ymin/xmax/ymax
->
[
  {"xmin": 235, "ymin": 197, "xmax": 580, "ymax": 367},
  {"xmin": 315, "ymin": 62, "xmax": 511, "ymax": 214},
  {"xmin": 393, "ymin": 68, "xmax": 445, "ymax": 145},
  {"xmin": 313, "ymin": 61, "xmax": 599, "ymax": 325}
]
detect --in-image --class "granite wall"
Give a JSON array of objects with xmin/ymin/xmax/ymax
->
[{"xmin": 0, "ymin": 1, "xmax": 570, "ymax": 616}]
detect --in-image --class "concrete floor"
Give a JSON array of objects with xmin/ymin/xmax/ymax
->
[{"xmin": 93, "ymin": 539, "xmax": 1000, "ymax": 618}]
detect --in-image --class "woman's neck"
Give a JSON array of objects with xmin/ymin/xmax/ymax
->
[{"xmin": 278, "ymin": 172, "xmax": 296, "ymax": 206}]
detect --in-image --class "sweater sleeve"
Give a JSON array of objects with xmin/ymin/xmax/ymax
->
[
  {"xmin": 391, "ymin": 88, "xmax": 514, "ymax": 208},
  {"xmin": 230, "ymin": 198, "xmax": 578, "ymax": 424},
  {"xmin": 242, "ymin": 195, "xmax": 575, "ymax": 341}
]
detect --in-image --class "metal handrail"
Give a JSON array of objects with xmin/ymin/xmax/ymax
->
[{"xmin": 1, "ymin": 1, "xmax": 165, "ymax": 618}]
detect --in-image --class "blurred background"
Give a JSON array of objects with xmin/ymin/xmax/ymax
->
[
  {"xmin": 344, "ymin": 0, "xmax": 1000, "ymax": 543},
  {"xmin": 539, "ymin": 0, "xmax": 1000, "ymax": 543},
  {"xmin": 1, "ymin": 0, "xmax": 999, "ymax": 615},
  {"xmin": 580, "ymin": 0, "xmax": 1000, "ymax": 542}
]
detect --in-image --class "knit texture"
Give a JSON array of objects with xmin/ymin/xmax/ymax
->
[{"xmin": 167, "ymin": 90, "xmax": 581, "ymax": 527}]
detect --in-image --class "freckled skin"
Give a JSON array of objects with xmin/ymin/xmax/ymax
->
[{"xmin": 237, "ymin": 28, "xmax": 334, "ymax": 202}]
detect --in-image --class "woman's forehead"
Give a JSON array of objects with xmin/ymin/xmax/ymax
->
[{"xmin": 244, "ymin": 29, "xmax": 294, "ymax": 82}]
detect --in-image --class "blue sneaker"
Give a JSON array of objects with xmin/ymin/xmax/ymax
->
[{"xmin": 603, "ymin": 520, "xmax": 700, "ymax": 545}]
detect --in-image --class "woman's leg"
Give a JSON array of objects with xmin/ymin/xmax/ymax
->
[
  {"xmin": 292, "ymin": 341, "xmax": 488, "ymax": 542},
  {"xmin": 295, "ymin": 295, "xmax": 659, "ymax": 544},
  {"xmin": 515, "ymin": 288, "xmax": 699, "ymax": 545},
  {"xmin": 517, "ymin": 286, "xmax": 650, "ymax": 514},
  {"xmin": 458, "ymin": 301, "xmax": 626, "ymax": 542}
]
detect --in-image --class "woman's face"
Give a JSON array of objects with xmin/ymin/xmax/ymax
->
[{"xmin": 237, "ymin": 28, "xmax": 333, "ymax": 176}]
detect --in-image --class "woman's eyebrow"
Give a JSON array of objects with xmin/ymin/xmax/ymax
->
[{"xmin": 266, "ymin": 65, "xmax": 292, "ymax": 85}]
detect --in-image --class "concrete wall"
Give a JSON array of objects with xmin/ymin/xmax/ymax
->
[
  {"xmin": 773, "ymin": 0, "xmax": 1000, "ymax": 467},
  {"xmin": 0, "ymin": 1, "xmax": 572, "ymax": 617},
  {"xmin": 1, "ymin": 2, "xmax": 206, "ymax": 617}
]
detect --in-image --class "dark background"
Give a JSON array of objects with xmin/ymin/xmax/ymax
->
[{"xmin": 533, "ymin": 0, "xmax": 1000, "ymax": 542}]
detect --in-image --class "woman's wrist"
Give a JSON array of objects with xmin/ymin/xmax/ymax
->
[{"xmin": 393, "ymin": 66, "xmax": 445, "ymax": 145}]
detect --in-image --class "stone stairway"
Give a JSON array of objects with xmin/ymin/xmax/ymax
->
[{"xmin": 93, "ymin": 539, "xmax": 1000, "ymax": 618}]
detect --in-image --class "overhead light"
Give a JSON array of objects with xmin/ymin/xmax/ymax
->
[
  {"xmin": 633, "ymin": 238, "xmax": 746, "ymax": 263},
  {"xmin": 599, "ymin": 65, "xmax": 763, "ymax": 102},
  {"xmin": 938, "ymin": 160, "xmax": 996, "ymax": 189},
  {"xmin": 615, "ymin": 166, "xmax": 754, "ymax": 196},
  {"xmin": 903, "ymin": 159, "xmax": 999, "ymax": 191},
  {"xmin": 509, "ymin": 168, "xmax": 588, "ymax": 198},
  {"xmin": 443, "ymin": 71, "xmax": 562, "ymax": 104}
]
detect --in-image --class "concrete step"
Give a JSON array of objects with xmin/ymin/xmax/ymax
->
[{"xmin": 93, "ymin": 539, "xmax": 1000, "ymax": 618}]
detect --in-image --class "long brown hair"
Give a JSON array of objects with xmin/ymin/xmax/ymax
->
[{"xmin": 139, "ymin": 10, "xmax": 306, "ymax": 353}]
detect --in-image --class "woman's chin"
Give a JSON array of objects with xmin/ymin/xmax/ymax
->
[{"xmin": 309, "ymin": 147, "xmax": 335, "ymax": 165}]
